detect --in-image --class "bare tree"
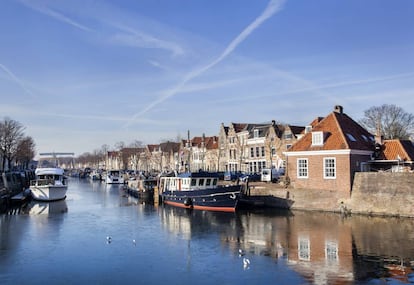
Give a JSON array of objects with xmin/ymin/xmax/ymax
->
[
  {"xmin": 0, "ymin": 117, "xmax": 25, "ymax": 170},
  {"xmin": 359, "ymin": 104, "xmax": 414, "ymax": 140},
  {"xmin": 114, "ymin": 141, "xmax": 125, "ymax": 150},
  {"xmin": 15, "ymin": 136, "xmax": 36, "ymax": 169}
]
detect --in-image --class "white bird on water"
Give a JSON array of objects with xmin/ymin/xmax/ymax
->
[
  {"xmin": 243, "ymin": 257, "xmax": 250, "ymax": 269},
  {"xmin": 132, "ymin": 239, "xmax": 136, "ymax": 246},
  {"xmin": 106, "ymin": 236, "xmax": 112, "ymax": 244},
  {"xmin": 238, "ymin": 249, "xmax": 245, "ymax": 256}
]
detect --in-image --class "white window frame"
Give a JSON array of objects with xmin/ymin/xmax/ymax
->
[
  {"xmin": 297, "ymin": 158, "xmax": 308, "ymax": 179},
  {"xmin": 298, "ymin": 237, "xmax": 310, "ymax": 261},
  {"xmin": 324, "ymin": 157, "xmax": 336, "ymax": 179},
  {"xmin": 312, "ymin": 131, "xmax": 324, "ymax": 146},
  {"xmin": 325, "ymin": 240, "xmax": 338, "ymax": 262}
]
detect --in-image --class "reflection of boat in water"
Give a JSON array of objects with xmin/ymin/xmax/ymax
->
[
  {"xmin": 160, "ymin": 205, "xmax": 239, "ymax": 239},
  {"xmin": 24, "ymin": 200, "xmax": 68, "ymax": 215},
  {"xmin": 160, "ymin": 172, "xmax": 242, "ymax": 212}
]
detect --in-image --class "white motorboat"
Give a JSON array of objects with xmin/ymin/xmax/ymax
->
[
  {"xmin": 106, "ymin": 170, "xmax": 124, "ymax": 184},
  {"xmin": 30, "ymin": 167, "xmax": 68, "ymax": 201}
]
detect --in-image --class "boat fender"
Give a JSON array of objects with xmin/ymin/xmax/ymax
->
[{"xmin": 183, "ymin": 197, "xmax": 193, "ymax": 207}]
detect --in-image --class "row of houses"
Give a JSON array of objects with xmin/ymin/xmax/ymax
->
[{"xmin": 102, "ymin": 105, "xmax": 414, "ymax": 194}]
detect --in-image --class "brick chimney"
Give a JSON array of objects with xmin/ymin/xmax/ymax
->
[{"xmin": 334, "ymin": 105, "xmax": 343, "ymax": 114}]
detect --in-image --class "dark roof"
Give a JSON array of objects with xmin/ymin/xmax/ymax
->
[
  {"xmin": 289, "ymin": 125, "xmax": 306, "ymax": 135},
  {"xmin": 159, "ymin": 141, "xmax": 180, "ymax": 153},
  {"xmin": 147, "ymin": 144, "xmax": 159, "ymax": 152},
  {"xmin": 232, "ymin": 123, "xmax": 248, "ymax": 133}
]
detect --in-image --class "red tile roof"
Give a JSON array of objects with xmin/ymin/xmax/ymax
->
[
  {"xmin": 380, "ymin": 140, "xmax": 414, "ymax": 161},
  {"xmin": 288, "ymin": 109, "xmax": 374, "ymax": 152}
]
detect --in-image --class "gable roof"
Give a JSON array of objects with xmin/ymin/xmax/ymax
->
[
  {"xmin": 189, "ymin": 136, "xmax": 218, "ymax": 150},
  {"xmin": 231, "ymin": 123, "xmax": 248, "ymax": 133},
  {"xmin": 288, "ymin": 107, "xmax": 374, "ymax": 152},
  {"xmin": 288, "ymin": 125, "xmax": 305, "ymax": 136},
  {"xmin": 147, "ymin": 144, "xmax": 159, "ymax": 152},
  {"xmin": 159, "ymin": 141, "xmax": 180, "ymax": 153},
  {"xmin": 379, "ymin": 140, "xmax": 414, "ymax": 162}
]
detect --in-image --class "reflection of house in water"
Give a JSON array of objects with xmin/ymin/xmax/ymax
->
[
  {"xmin": 235, "ymin": 210, "xmax": 293, "ymax": 259},
  {"xmin": 351, "ymin": 216, "xmax": 414, "ymax": 282},
  {"xmin": 159, "ymin": 207, "xmax": 414, "ymax": 284},
  {"xmin": 285, "ymin": 212, "xmax": 354, "ymax": 284}
]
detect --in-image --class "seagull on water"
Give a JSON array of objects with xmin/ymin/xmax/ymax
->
[
  {"xmin": 132, "ymin": 239, "xmax": 136, "ymax": 246},
  {"xmin": 106, "ymin": 236, "xmax": 112, "ymax": 244},
  {"xmin": 238, "ymin": 249, "xmax": 245, "ymax": 256},
  {"xmin": 243, "ymin": 257, "xmax": 250, "ymax": 269}
]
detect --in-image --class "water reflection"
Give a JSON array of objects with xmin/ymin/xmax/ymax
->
[
  {"xmin": 159, "ymin": 208, "xmax": 414, "ymax": 284},
  {"xmin": 23, "ymin": 200, "xmax": 68, "ymax": 215},
  {"xmin": 160, "ymin": 205, "xmax": 241, "ymax": 240}
]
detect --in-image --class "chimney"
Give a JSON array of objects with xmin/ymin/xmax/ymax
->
[{"xmin": 334, "ymin": 105, "xmax": 343, "ymax": 114}]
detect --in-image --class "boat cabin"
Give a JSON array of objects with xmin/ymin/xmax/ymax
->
[
  {"xmin": 33, "ymin": 173, "xmax": 66, "ymax": 186},
  {"xmin": 159, "ymin": 172, "xmax": 219, "ymax": 192}
]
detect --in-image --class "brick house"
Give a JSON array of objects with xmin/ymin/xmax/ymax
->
[
  {"xmin": 219, "ymin": 121, "xmax": 304, "ymax": 174},
  {"xmin": 284, "ymin": 105, "xmax": 375, "ymax": 195},
  {"xmin": 179, "ymin": 135, "xmax": 219, "ymax": 172}
]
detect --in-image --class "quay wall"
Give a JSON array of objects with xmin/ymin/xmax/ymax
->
[
  {"xmin": 248, "ymin": 172, "xmax": 414, "ymax": 217},
  {"xmin": 349, "ymin": 172, "xmax": 414, "ymax": 217}
]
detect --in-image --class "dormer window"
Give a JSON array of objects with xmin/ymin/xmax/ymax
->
[
  {"xmin": 254, "ymin": 129, "xmax": 259, "ymax": 138},
  {"xmin": 312, "ymin": 131, "xmax": 324, "ymax": 146},
  {"xmin": 346, "ymin": 133, "xmax": 357, "ymax": 142}
]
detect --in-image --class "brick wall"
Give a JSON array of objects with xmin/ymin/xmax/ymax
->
[
  {"xmin": 288, "ymin": 154, "xmax": 352, "ymax": 193},
  {"xmin": 350, "ymin": 172, "xmax": 414, "ymax": 217}
]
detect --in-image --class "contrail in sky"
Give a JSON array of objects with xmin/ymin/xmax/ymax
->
[
  {"xmin": 0, "ymin": 63, "xmax": 35, "ymax": 98},
  {"xmin": 17, "ymin": 0, "xmax": 93, "ymax": 32},
  {"xmin": 124, "ymin": 0, "xmax": 286, "ymax": 128}
]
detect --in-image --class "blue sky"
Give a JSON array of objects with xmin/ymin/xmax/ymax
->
[{"xmin": 1, "ymin": 0, "xmax": 413, "ymax": 157}]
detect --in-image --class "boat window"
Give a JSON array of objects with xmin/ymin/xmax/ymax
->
[
  {"xmin": 206, "ymin": 178, "xmax": 211, "ymax": 186},
  {"xmin": 212, "ymin": 179, "xmax": 217, "ymax": 186},
  {"xmin": 199, "ymin": 179, "xmax": 205, "ymax": 186},
  {"xmin": 191, "ymin": 179, "xmax": 197, "ymax": 186}
]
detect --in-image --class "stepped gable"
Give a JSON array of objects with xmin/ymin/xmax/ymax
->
[{"xmin": 289, "ymin": 106, "xmax": 374, "ymax": 152}]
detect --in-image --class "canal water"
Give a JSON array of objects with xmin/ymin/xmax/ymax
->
[{"xmin": 1, "ymin": 179, "xmax": 414, "ymax": 285}]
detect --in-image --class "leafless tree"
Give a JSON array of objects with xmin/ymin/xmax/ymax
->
[
  {"xmin": 0, "ymin": 117, "xmax": 25, "ymax": 170},
  {"xmin": 114, "ymin": 141, "xmax": 125, "ymax": 150},
  {"xmin": 359, "ymin": 104, "xmax": 414, "ymax": 139},
  {"xmin": 15, "ymin": 136, "xmax": 36, "ymax": 169}
]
